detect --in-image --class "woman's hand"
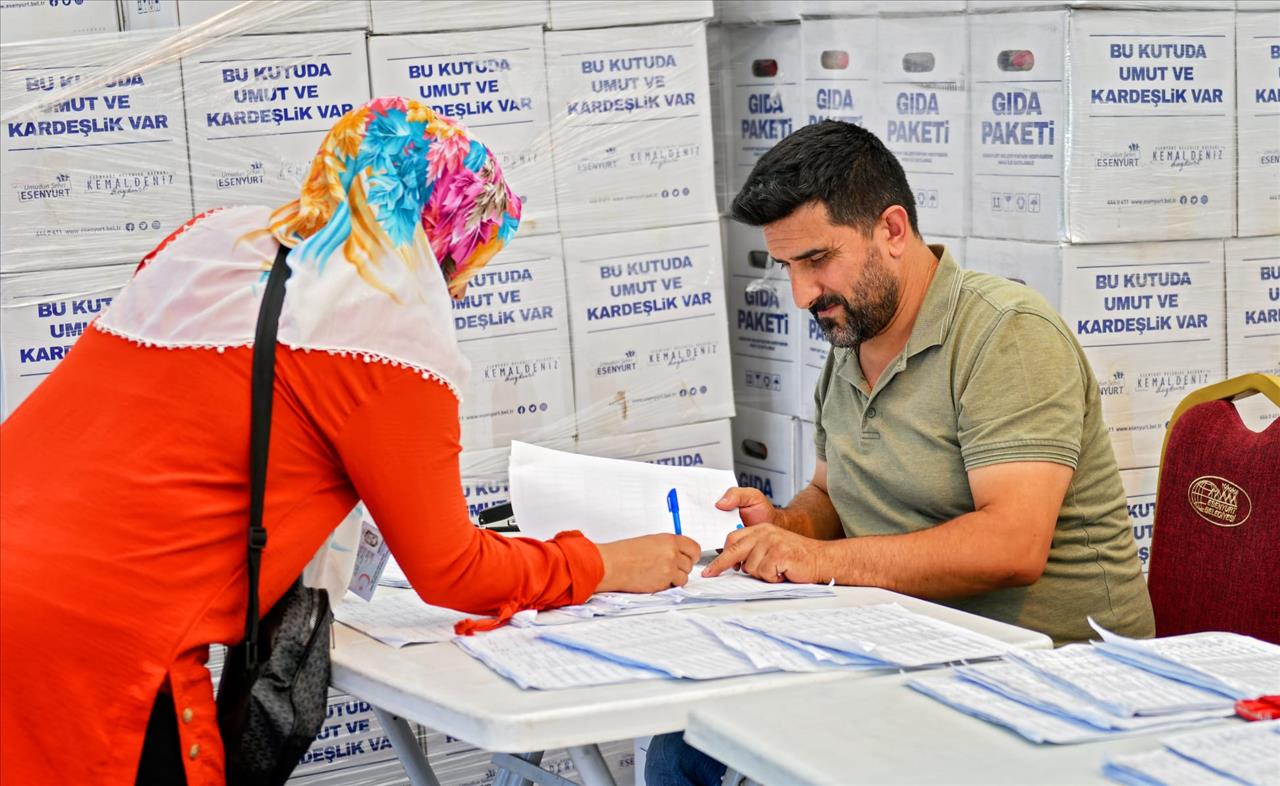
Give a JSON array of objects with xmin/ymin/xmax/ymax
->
[{"xmin": 595, "ymin": 534, "xmax": 702, "ymax": 593}]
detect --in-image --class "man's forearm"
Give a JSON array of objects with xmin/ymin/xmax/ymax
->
[
  {"xmin": 778, "ymin": 484, "xmax": 845, "ymax": 540},
  {"xmin": 813, "ymin": 509, "xmax": 1047, "ymax": 598}
]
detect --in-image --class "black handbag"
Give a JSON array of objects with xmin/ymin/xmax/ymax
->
[{"xmin": 216, "ymin": 245, "xmax": 333, "ymax": 786}]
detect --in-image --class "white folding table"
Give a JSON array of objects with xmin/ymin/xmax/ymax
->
[
  {"xmin": 683, "ymin": 672, "xmax": 1244, "ymax": 786},
  {"xmin": 330, "ymin": 586, "xmax": 1053, "ymax": 786}
]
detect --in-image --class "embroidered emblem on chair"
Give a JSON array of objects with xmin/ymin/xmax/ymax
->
[{"xmin": 1187, "ymin": 475, "xmax": 1252, "ymax": 527}]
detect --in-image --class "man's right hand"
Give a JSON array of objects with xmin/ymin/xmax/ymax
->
[
  {"xmin": 716, "ymin": 486, "xmax": 782, "ymax": 528},
  {"xmin": 595, "ymin": 534, "xmax": 701, "ymax": 593}
]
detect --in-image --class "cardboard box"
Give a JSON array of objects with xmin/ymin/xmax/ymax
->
[
  {"xmin": 177, "ymin": 0, "xmax": 369, "ymax": 32},
  {"xmin": 564, "ymin": 222, "xmax": 733, "ymax": 439},
  {"xmin": 181, "ymin": 31, "xmax": 370, "ymax": 212},
  {"xmin": 1225, "ymin": 236, "xmax": 1280, "ymax": 433},
  {"xmin": 966, "ymin": 238, "xmax": 1226, "ymax": 470},
  {"xmin": 726, "ymin": 23, "xmax": 802, "ymax": 195},
  {"xmin": 877, "ymin": 14, "xmax": 968, "ymax": 237},
  {"xmin": 716, "ymin": 0, "xmax": 800, "ymax": 23},
  {"xmin": 369, "ymin": 0, "xmax": 547, "ymax": 34},
  {"xmin": 802, "ymin": 18, "xmax": 878, "ymax": 130},
  {"xmin": 290, "ymin": 692, "xmax": 399, "ymax": 781},
  {"xmin": 0, "ymin": 263, "xmax": 133, "ymax": 417},
  {"xmin": 548, "ymin": 0, "xmax": 714, "ymax": 30},
  {"xmin": 0, "ymin": 0, "xmax": 118, "ymax": 43},
  {"xmin": 577, "ymin": 418, "xmax": 734, "ymax": 470},
  {"xmin": 1, "ymin": 32, "xmax": 193, "ymax": 273},
  {"xmin": 707, "ymin": 25, "xmax": 734, "ymax": 211},
  {"xmin": 1236, "ymin": 11, "xmax": 1280, "ymax": 238},
  {"xmin": 731, "ymin": 405, "xmax": 798, "ymax": 505},
  {"xmin": 930, "ymin": 235, "xmax": 966, "ymax": 265},
  {"xmin": 459, "ymin": 437, "xmax": 576, "ymax": 526},
  {"xmin": 545, "ymin": 21, "xmax": 718, "ymax": 236},
  {"xmin": 1120, "ymin": 466, "xmax": 1156, "ymax": 576},
  {"xmin": 453, "ymin": 234, "xmax": 576, "ymax": 451},
  {"xmin": 969, "ymin": 9, "xmax": 1236, "ymax": 243},
  {"xmin": 119, "ymin": 0, "xmax": 179, "ymax": 30},
  {"xmin": 797, "ymin": 418, "xmax": 818, "ymax": 489},
  {"xmin": 368, "ymin": 26, "xmax": 558, "ymax": 237}
]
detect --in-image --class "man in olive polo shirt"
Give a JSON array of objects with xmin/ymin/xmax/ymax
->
[{"xmin": 645, "ymin": 119, "xmax": 1155, "ymax": 786}]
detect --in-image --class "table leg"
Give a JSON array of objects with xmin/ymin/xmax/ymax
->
[
  {"xmin": 370, "ymin": 706, "xmax": 442, "ymax": 786},
  {"xmin": 567, "ymin": 744, "xmax": 617, "ymax": 786},
  {"xmin": 492, "ymin": 751, "xmax": 580, "ymax": 786}
]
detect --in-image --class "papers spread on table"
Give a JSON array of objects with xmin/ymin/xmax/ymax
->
[
  {"xmin": 725, "ymin": 604, "xmax": 1012, "ymax": 668},
  {"xmin": 539, "ymin": 612, "xmax": 760, "ymax": 680},
  {"xmin": 1102, "ymin": 721, "xmax": 1280, "ymax": 786},
  {"xmin": 1089, "ymin": 619, "xmax": 1280, "ymax": 701},
  {"xmin": 525, "ymin": 571, "xmax": 835, "ymax": 624},
  {"xmin": 378, "ymin": 554, "xmax": 409, "ymax": 588},
  {"xmin": 455, "ymin": 626, "xmax": 665, "ymax": 691},
  {"xmin": 332, "ymin": 589, "xmax": 468, "ymax": 648},
  {"xmin": 507, "ymin": 441, "xmax": 740, "ymax": 549},
  {"xmin": 1006, "ymin": 645, "xmax": 1234, "ymax": 717}
]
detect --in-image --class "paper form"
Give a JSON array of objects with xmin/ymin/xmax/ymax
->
[
  {"xmin": 333, "ymin": 590, "xmax": 469, "ymax": 647},
  {"xmin": 726, "ymin": 603, "xmax": 1010, "ymax": 668},
  {"xmin": 1162, "ymin": 721, "xmax": 1280, "ymax": 786},
  {"xmin": 691, "ymin": 616, "xmax": 882, "ymax": 674},
  {"xmin": 908, "ymin": 673, "xmax": 1125, "ymax": 745},
  {"xmin": 378, "ymin": 554, "xmax": 409, "ymax": 588},
  {"xmin": 1090, "ymin": 620, "xmax": 1280, "ymax": 700},
  {"xmin": 538, "ymin": 612, "xmax": 761, "ymax": 680},
  {"xmin": 508, "ymin": 441, "xmax": 740, "ymax": 548},
  {"xmin": 956, "ymin": 662, "xmax": 1234, "ymax": 732},
  {"xmin": 456, "ymin": 626, "xmax": 665, "ymax": 691},
  {"xmin": 1007, "ymin": 645, "xmax": 1234, "ymax": 717},
  {"xmin": 1103, "ymin": 748, "xmax": 1242, "ymax": 786}
]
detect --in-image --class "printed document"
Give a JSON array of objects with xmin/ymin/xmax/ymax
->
[
  {"xmin": 1162, "ymin": 721, "xmax": 1280, "ymax": 786},
  {"xmin": 691, "ymin": 616, "xmax": 881, "ymax": 674},
  {"xmin": 1007, "ymin": 645, "xmax": 1234, "ymax": 717},
  {"xmin": 1090, "ymin": 620, "xmax": 1280, "ymax": 700},
  {"xmin": 539, "ymin": 612, "xmax": 760, "ymax": 680},
  {"xmin": 455, "ymin": 626, "xmax": 664, "ymax": 691},
  {"xmin": 333, "ymin": 589, "xmax": 468, "ymax": 647},
  {"xmin": 508, "ymin": 441, "xmax": 740, "ymax": 548},
  {"xmin": 726, "ymin": 603, "xmax": 1010, "ymax": 668},
  {"xmin": 1103, "ymin": 749, "xmax": 1241, "ymax": 786}
]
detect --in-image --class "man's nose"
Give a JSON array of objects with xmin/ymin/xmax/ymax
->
[{"xmin": 789, "ymin": 266, "xmax": 821, "ymax": 311}]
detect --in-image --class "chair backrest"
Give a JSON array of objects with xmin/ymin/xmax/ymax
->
[{"xmin": 1146, "ymin": 374, "xmax": 1280, "ymax": 644}]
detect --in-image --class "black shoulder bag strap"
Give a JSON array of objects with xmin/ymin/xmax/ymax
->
[{"xmin": 245, "ymin": 244, "xmax": 292, "ymax": 673}]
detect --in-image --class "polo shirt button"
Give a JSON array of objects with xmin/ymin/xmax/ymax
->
[
  {"xmin": 189, "ymin": 744, "xmax": 200, "ymax": 759},
  {"xmin": 867, "ymin": 407, "xmax": 877, "ymax": 418},
  {"xmin": 181, "ymin": 708, "xmax": 193, "ymax": 724}
]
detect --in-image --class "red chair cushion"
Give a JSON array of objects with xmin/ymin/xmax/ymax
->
[{"xmin": 1146, "ymin": 400, "xmax": 1279, "ymax": 643}]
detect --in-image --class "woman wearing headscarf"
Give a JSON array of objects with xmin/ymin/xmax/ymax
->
[{"xmin": 0, "ymin": 97, "xmax": 700, "ymax": 786}]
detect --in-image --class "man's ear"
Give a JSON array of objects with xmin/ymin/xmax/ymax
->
[{"xmin": 878, "ymin": 206, "xmax": 912, "ymax": 257}]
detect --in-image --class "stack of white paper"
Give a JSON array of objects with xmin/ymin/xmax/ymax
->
[
  {"xmin": 456, "ymin": 626, "xmax": 665, "ymax": 691},
  {"xmin": 692, "ymin": 616, "xmax": 882, "ymax": 674},
  {"xmin": 507, "ymin": 441, "xmax": 740, "ymax": 549},
  {"xmin": 726, "ymin": 604, "xmax": 1011, "ymax": 668},
  {"xmin": 333, "ymin": 590, "xmax": 469, "ymax": 648},
  {"xmin": 1090, "ymin": 622, "xmax": 1280, "ymax": 701},
  {"xmin": 1007, "ymin": 646, "xmax": 1237, "ymax": 717},
  {"xmin": 1103, "ymin": 722, "xmax": 1280, "ymax": 786},
  {"xmin": 539, "ymin": 613, "xmax": 760, "ymax": 680}
]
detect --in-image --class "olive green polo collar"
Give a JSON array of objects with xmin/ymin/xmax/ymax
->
[{"xmin": 833, "ymin": 243, "xmax": 964, "ymax": 394}]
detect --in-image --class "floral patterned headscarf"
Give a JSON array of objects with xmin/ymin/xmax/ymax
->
[{"xmin": 269, "ymin": 96, "xmax": 522, "ymax": 298}]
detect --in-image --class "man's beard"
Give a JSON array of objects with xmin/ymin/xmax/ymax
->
[{"xmin": 808, "ymin": 247, "xmax": 900, "ymax": 349}]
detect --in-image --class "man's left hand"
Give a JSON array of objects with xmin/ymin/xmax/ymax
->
[{"xmin": 702, "ymin": 524, "xmax": 827, "ymax": 584}]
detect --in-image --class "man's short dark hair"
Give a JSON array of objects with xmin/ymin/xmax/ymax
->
[{"xmin": 730, "ymin": 121, "xmax": 919, "ymax": 237}]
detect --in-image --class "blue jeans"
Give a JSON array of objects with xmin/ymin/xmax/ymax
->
[{"xmin": 645, "ymin": 732, "xmax": 728, "ymax": 786}]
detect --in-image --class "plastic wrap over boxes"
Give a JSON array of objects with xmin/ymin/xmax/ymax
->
[
  {"xmin": 121, "ymin": 0, "xmax": 370, "ymax": 32},
  {"xmin": 0, "ymin": 0, "xmax": 119, "ymax": 43},
  {"xmin": 0, "ymin": 264, "xmax": 133, "ymax": 417},
  {"xmin": 182, "ymin": 31, "xmax": 371, "ymax": 211},
  {"xmin": 966, "ymin": 238, "xmax": 1226, "ymax": 470},
  {"xmin": 369, "ymin": 0, "xmax": 547, "ymax": 34},
  {"xmin": 1236, "ymin": 11, "xmax": 1280, "ymax": 238},
  {"xmin": 368, "ymin": 26, "xmax": 557, "ymax": 236},
  {"xmin": 732, "ymin": 406, "xmax": 821, "ymax": 507},
  {"xmin": 969, "ymin": 9, "xmax": 1236, "ymax": 243},
  {"xmin": 452, "ymin": 234, "xmax": 576, "ymax": 450},
  {"xmin": 564, "ymin": 221, "xmax": 733, "ymax": 439},
  {"xmin": 545, "ymin": 21, "xmax": 718, "ymax": 237},
  {"xmin": 1120, "ymin": 466, "xmax": 1157, "ymax": 576},
  {"xmin": 877, "ymin": 14, "xmax": 968, "ymax": 238},
  {"xmin": 1, "ymin": 31, "xmax": 194, "ymax": 273},
  {"xmin": 547, "ymin": 0, "xmax": 714, "ymax": 30}
]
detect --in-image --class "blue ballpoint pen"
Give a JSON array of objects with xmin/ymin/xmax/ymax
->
[{"xmin": 666, "ymin": 488, "xmax": 682, "ymax": 535}]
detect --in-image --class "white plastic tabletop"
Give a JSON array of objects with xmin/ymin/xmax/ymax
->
[
  {"xmin": 330, "ymin": 586, "xmax": 1051, "ymax": 753},
  {"xmin": 683, "ymin": 673, "xmax": 1244, "ymax": 786}
]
